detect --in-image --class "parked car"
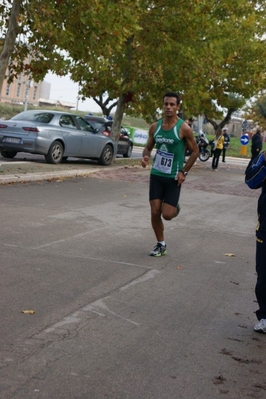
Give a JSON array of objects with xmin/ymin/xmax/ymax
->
[
  {"xmin": 0, "ymin": 110, "xmax": 117, "ymax": 165},
  {"xmin": 83, "ymin": 115, "xmax": 133, "ymax": 158}
]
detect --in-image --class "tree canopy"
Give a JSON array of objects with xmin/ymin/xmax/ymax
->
[
  {"xmin": 244, "ymin": 93, "xmax": 266, "ymax": 130},
  {"xmin": 1, "ymin": 0, "xmax": 266, "ymax": 139}
]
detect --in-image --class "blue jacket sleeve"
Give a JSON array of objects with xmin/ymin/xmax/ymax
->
[{"xmin": 245, "ymin": 152, "xmax": 266, "ymax": 189}]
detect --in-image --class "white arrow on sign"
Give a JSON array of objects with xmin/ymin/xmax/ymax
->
[{"xmin": 240, "ymin": 135, "xmax": 250, "ymax": 145}]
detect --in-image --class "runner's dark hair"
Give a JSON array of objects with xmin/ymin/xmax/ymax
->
[{"xmin": 163, "ymin": 92, "xmax": 181, "ymax": 105}]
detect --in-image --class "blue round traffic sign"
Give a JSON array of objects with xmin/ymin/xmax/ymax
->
[{"xmin": 240, "ymin": 134, "xmax": 250, "ymax": 146}]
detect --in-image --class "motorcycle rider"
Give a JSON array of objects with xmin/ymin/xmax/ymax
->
[
  {"xmin": 185, "ymin": 131, "xmax": 210, "ymax": 161},
  {"xmin": 198, "ymin": 132, "xmax": 209, "ymax": 149}
]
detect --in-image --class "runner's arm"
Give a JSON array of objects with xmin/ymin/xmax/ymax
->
[
  {"xmin": 141, "ymin": 123, "xmax": 156, "ymax": 168},
  {"xmin": 176, "ymin": 123, "xmax": 199, "ymax": 185},
  {"xmin": 180, "ymin": 124, "xmax": 199, "ymax": 172}
]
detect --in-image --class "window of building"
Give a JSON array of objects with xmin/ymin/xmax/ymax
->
[
  {"xmin": 6, "ymin": 84, "xmax": 10, "ymax": 96},
  {"xmin": 33, "ymin": 86, "xmax": 37, "ymax": 100},
  {"xmin": 16, "ymin": 83, "xmax": 21, "ymax": 97}
]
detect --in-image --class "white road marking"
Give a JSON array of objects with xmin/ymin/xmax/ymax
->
[
  {"xmin": 120, "ymin": 269, "xmax": 161, "ymax": 290},
  {"xmin": 42, "ymin": 269, "xmax": 161, "ymax": 334}
]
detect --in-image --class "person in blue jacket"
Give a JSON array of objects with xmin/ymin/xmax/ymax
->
[{"xmin": 245, "ymin": 151, "xmax": 266, "ymax": 333}]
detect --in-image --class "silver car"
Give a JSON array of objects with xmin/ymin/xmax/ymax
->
[{"xmin": 0, "ymin": 110, "xmax": 117, "ymax": 165}]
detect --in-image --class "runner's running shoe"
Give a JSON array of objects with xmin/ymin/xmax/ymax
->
[
  {"xmin": 254, "ymin": 318, "xmax": 266, "ymax": 333},
  {"xmin": 150, "ymin": 243, "xmax": 167, "ymax": 257}
]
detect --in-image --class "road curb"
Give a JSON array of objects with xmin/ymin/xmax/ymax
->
[{"xmin": 0, "ymin": 166, "xmax": 124, "ymax": 185}]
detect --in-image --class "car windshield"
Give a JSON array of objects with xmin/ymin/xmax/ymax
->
[
  {"xmin": 87, "ymin": 120, "xmax": 105, "ymax": 130},
  {"xmin": 76, "ymin": 117, "xmax": 95, "ymax": 132},
  {"xmin": 12, "ymin": 111, "xmax": 54, "ymax": 123}
]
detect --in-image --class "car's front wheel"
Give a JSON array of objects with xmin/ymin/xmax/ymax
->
[
  {"xmin": 1, "ymin": 150, "xmax": 17, "ymax": 159},
  {"xmin": 98, "ymin": 144, "xmax": 114, "ymax": 166},
  {"xmin": 123, "ymin": 144, "xmax": 133, "ymax": 158},
  {"xmin": 45, "ymin": 141, "xmax": 64, "ymax": 164}
]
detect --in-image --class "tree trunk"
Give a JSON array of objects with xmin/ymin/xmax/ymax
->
[
  {"xmin": 111, "ymin": 94, "xmax": 126, "ymax": 143},
  {"xmin": 0, "ymin": 0, "xmax": 22, "ymax": 93},
  {"xmin": 206, "ymin": 107, "xmax": 237, "ymax": 138},
  {"xmin": 93, "ymin": 94, "xmax": 118, "ymax": 117}
]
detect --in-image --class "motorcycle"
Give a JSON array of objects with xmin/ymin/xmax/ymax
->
[{"xmin": 185, "ymin": 132, "xmax": 211, "ymax": 162}]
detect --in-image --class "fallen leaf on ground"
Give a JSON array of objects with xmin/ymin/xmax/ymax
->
[
  {"xmin": 224, "ymin": 253, "xmax": 235, "ymax": 257},
  {"xmin": 22, "ymin": 310, "xmax": 35, "ymax": 314},
  {"xmin": 213, "ymin": 374, "xmax": 226, "ymax": 385},
  {"xmin": 177, "ymin": 266, "xmax": 183, "ymax": 270}
]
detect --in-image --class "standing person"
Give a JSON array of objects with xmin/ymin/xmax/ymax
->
[
  {"xmin": 222, "ymin": 127, "xmax": 230, "ymax": 163},
  {"xmin": 251, "ymin": 129, "xmax": 263, "ymax": 160},
  {"xmin": 245, "ymin": 151, "xmax": 266, "ymax": 333},
  {"xmin": 141, "ymin": 92, "xmax": 199, "ymax": 257},
  {"xmin": 211, "ymin": 132, "xmax": 224, "ymax": 171}
]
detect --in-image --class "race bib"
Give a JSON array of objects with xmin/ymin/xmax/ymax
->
[{"xmin": 153, "ymin": 149, "xmax": 174, "ymax": 174}]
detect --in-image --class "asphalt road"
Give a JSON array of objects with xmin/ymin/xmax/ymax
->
[
  {"xmin": 0, "ymin": 147, "xmax": 143, "ymax": 163},
  {"xmin": 1, "ymin": 158, "xmax": 265, "ymax": 399},
  {"xmin": 0, "ymin": 146, "xmax": 251, "ymax": 163}
]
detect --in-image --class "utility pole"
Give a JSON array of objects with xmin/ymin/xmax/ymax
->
[
  {"xmin": 76, "ymin": 85, "xmax": 81, "ymax": 111},
  {"xmin": 24, "ymin": 79, "xmax": 31, "ymax": 111},
  {"xmin": 197, "ymin": 115, "xmax": 203, "ymax": 134}
]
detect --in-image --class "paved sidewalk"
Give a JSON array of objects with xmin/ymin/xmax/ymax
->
[
  {"xmin": 0, "ymin": 158, "xmax": 132, "ymax": 184},
  {"xmin": 0, "ymin": 154, "xmax": 250, "ymax": 185}
]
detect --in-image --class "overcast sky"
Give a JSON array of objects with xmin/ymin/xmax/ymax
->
[{"xmin": 44, "ymin": 72, "xmax": 102, "ymax": 113}]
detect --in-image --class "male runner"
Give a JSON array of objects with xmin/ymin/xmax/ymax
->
[{"xmin": 141, "ymin": 92, "xmax": 199, "ymax": 256}]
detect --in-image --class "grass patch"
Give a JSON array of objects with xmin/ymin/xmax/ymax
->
[{"xmin": 114, "ymin": 158, "xmax": 142, "ymax": 166}]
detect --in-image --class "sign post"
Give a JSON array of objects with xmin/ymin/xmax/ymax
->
[{"xmin": 240, "ymin": 134, "xmax": 250, "ymax": 156}]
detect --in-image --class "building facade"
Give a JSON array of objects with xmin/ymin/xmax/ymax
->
[{"xmin": 0, "ymin": 72, "xmax": 51, "ymax": 107}]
